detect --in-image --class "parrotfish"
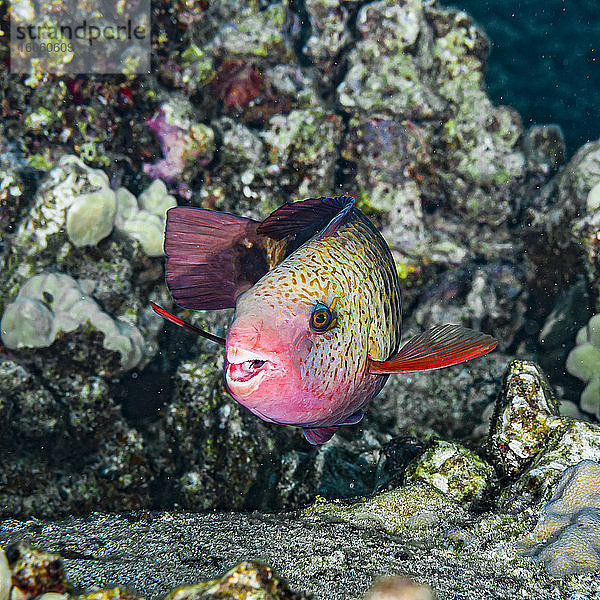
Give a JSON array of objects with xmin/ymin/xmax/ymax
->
[{"xmin": 152, "ymin": 196, "xmax": 497, "ymax": 444}]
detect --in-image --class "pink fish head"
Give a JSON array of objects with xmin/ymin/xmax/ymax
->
[
  {"xmin": 225, "ymin": 291, "xmax": 340, "ymax": 426},
  {"xmin": 225, "ymin": 277, "xmax": 371, "ymax": 425}
]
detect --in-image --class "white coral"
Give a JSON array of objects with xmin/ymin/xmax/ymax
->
[{"xmin": 0, "ymin": 272, "xmax": 144, "ymax": 370}]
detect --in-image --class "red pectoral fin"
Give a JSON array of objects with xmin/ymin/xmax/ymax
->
[{"xmin": 368, "ymin": 324, "xmax": 497, "ymax": 374}]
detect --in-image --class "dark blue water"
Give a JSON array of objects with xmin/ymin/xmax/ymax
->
[{"xmin": 439, "ymin": 0, "xmax": 600, "ymax": 155}]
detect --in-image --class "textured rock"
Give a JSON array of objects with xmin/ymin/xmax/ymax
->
[
  {"xmin": 303, "ymin": 0, "xmax": 354, "ymax": 90},
  {"xmin": 164, "ymin": 354, "xmax": 290, "ymax": 511},
  {"xmin": 405, "ymin": 440, "xmax": 494, "ymax": 504},
  {"xmin": 161, "ymin": 561, "xmax": 306, "ymax": 600},
  {"xmin": 527, "ymin": 140, "xmax": 600, "ymax": 247},
  {"xmin": 5, "ymin": 543, "xmax": 67, "ymax": 598},
  {"xmin": 487, "ymin": 360, "xmax": 563, "ymax": 479},
  {"xmin": 0, "ymin": 360, "xmax": 153, "ymax": 518},
  {"xmin": 370, "ymin": 353, "xmax": 506, "ymax": 443},
  {"xmin": 523, "ymin": 125, "xmax": 566, "ymax": 176},
  {"xmin": 304, "ymin": 481, "xmax": 468, "ymax": 538}
]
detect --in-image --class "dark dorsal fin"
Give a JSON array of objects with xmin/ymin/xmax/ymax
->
[
  {"xmin": 165, "ymin": 207, "xmax": 269, "ymax": 310},
  {"xmin": 257, "ymin": 196, "xmax": 355, "ymax": 241},
  {"xmin": 164, "ymin": 197, "xmax": 355, "ymax": 311}
]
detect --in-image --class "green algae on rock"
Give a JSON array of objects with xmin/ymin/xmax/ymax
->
[
  {"xmin": 209, "ymin": 4, "xmax": 293, "ymax": 64},
  {"xmin": 337, "ymin": 0, "xmax": 444, "ymax": 119},
  {"xmin": 405, "ymin": 440, "xmax": 494, "ymax": 504},
  {"xmin": 73, "ymin": 590, "xmax": 140, "ymax": 600},
  {"xmin": 162, "ymin": 561, "xmax": 306, "ymax": 600},
  {"xmin": 487, "ymin": 360, "xmax": 564, "ymax": 479},
  {"xmin": 261, "ymin": 107, "xmax": 343, "ymax": 198},
  {"xmin": 304, "ymin": 481, "xmax": 467, "ymax": 538},
  {"xmin": 501, "ymin": 419, "xmax": 600, "ymax": 515}
]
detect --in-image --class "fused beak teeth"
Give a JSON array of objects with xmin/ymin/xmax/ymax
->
[
  {"xmin": 225, "ymin": 345, "xmax": 285, "ymax": 394},
  {"xmin": 240, "ymin": 359, "xmax": 266, "ymax": 372},
  {"xmin": 227, "ymin": 346, "xmax": 270, "ymax": 365}
]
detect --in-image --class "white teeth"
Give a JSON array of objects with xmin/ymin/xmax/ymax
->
[{"xmin": 227, "ymin": 346, "xmax": 268, "ymax": 365}]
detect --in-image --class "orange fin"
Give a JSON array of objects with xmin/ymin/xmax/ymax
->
[
  {"xmin": 368, "ymin": 324, "xmax": 497, "ymax": 374},
  {"xmin": 150, "ymin": 302, "xmax": 226, "ymax": 345}
]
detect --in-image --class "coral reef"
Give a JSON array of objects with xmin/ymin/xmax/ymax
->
[
  {"xmin": 566, "ymin": 314, "xmax": 600, "ymax": 418},
  {"xmin": 114, "ymin": 180, "xmax": 177, "ymax": 257},
  {"xmin": 520, "ymin": 460, "xmax": 600, "ymax": 578},
  {"xmin": 1, "ymin": 272, "xmax": 144, "ymax": 371},
  {"xmin": 3, "ymin": 0, "xmax": 600, "ymax": 594},
  {"xmin": 143, "ymin": 98, "xmax": 215, "ymax": 198},
  {"xmin": 66, "ymin": 189, "xmax": 116, "ymax": 248}
]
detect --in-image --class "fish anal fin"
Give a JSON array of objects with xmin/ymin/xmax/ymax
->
[
  {"xmin": 368, "ymin": 324, "xmax": 497, "ymax": 374},
  {"xmin": 335, "ymin": 410, "xmax": 364, "ymax": 426},
  {"xmin": 303, "ymin": 426, "xmax": 338, "ymax": 445},
  {"xmin": 257, "ymin": 196, "xmax": 354, "ymax": 241}
]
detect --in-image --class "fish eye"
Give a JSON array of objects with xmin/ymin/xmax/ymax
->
[{"xmin": 309, "ymin": 302, "xmax": 336, "ymax": 333}]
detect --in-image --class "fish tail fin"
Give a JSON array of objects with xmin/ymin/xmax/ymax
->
[
  {"xmin": 303, "ymin": 426, "xmax": 338, "ymax": 445},
  {"xmin": 164, "ymin": 207, "xmax": 268, "ymax": 310},
  {"xmin": 150, "ymin": 302, "xmax": 225, "ymax": 345},
  {"xmin": 368, "ymin": 324, "xmax": 497, "ymax": 374}
]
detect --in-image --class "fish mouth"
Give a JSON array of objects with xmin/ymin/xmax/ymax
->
[{"xmin": 225, "ymin": 346, "xmax": 283, "ymax": 395}]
